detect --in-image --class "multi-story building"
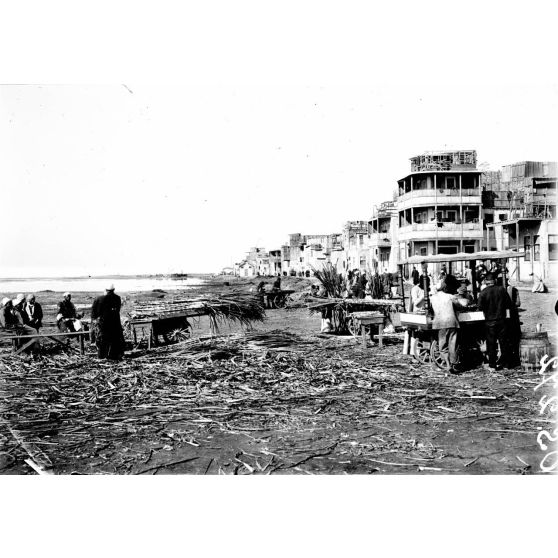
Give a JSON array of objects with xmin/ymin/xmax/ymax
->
[
  {"xmin": 369, "ymin": 200, "xmax": 397, "ymax": 271},
  {"xmin": 483, "ymin": 161, "xmax": 557, "ymax": 280},
  {"xmin": 343, "ymin": 221, "xmax": 370, "ymax": 271},
  {"xmin": 281, "ymin": 233, "xmax": 343, "ymax": 276},
  {"xmin": 396, "ymin": 150, "xmax": 484, "ymax": 263}
]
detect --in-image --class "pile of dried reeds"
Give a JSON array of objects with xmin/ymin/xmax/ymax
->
[
  {"xmin": 0, "ymin": 330, "xmax": 549, "ymax": 475},
  {"xmin": 129, "ymin": 294, "xmax": 265, "ymax": 332}
]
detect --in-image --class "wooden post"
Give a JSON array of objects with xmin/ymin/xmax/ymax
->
[
  {"xmin": 470, "ymin": 260, "xmax": 478, "ymax": 303},
  {"xmin": 80, "ymin": 334, "xmax": 85, "ymax": 355},
  {"xmin": 361, "ymin": 321, "xmax": 367, "ymax": 348},
  {"xmin": 515, "ymin": 220, "xmax": 521, "ymax": 281},
  {"xmin": 421, "ymin": 262, "xmax": 430, "ymax": 312},
  {"xmin": 378, "ymin": 322, "xmax": 384, "ymax": 348},
  {"xmin": 399, "ymin": 264, "xmax": 406, "ymax": 309}
]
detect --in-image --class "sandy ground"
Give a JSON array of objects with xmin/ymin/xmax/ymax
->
[{"xmin": 1, "ymin": 276, "xmax": 556, "ymax": 475}]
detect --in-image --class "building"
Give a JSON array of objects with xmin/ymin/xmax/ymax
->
[
  {"xmin": 369, "ymin": 200, "xmax": 397, "ymax": 271},
  {"xmin": 342, "ymin": 221, "xmax": 370, "ymax": 271},
  {"xmin": 483, "ymin": 161, "xmax": 557, "ymax": 280},
  {"xmin": 281, "ymin": 233, "xmax": 343, "ymax": 276},
  {"xmin": 396, "ymin": 150, "xmax": 484, "ymax": 265}
]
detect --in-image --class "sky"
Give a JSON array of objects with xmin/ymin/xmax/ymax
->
[{"xmin": 1, "ymin": 1, "xmax": 557, "ymax": 277}]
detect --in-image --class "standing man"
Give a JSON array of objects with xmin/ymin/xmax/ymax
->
[
  {"xmin": 24, "ymin": 294, "xmax": 43, "ymax": 331},
  {"xmin": 411, "ymin": 266, "xmax": 420, "ymax": 285},
  {"xmin": 430, "ymin": 280, "xmax": 467, "ymax": 373},
  {"xmin": 91, "ymin": 284, "xmax": 125, "ymax": 360},
  {"xmin": 478, "ymin": 273, "xmax": 512, "ymax": 371}
]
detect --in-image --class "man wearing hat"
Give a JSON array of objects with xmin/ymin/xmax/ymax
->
[
  {"xmin": 91, "ymin": 284, "xmax": 125, "ymax": 360},
  {"xmin": 24, "ymin": 294, "xmax": 43, "ymax": 331},
  {"xmin": 478, "ymin": 273, "xmax": 513, "ymax": 371},
  {"xmin": 57, "ymin": 292, "xmax": 82, "ymax": 332},
  {"xmin": 12, "ymin": 294, "xmax": 27, "ymax": 326}
]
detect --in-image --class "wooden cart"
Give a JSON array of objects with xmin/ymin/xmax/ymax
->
[
  {"xmin": 308, "ymin": 298, "xmax": 404, "ymax": 335},
  {"xmin": 264, "ymin": 289, "xmax": 295, "ymax": 309},
  {"xmin": 397, "ymin": 249, "xmax": 523, "ymax": 370}
]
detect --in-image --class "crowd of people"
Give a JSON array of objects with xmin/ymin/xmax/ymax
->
[
  {"xmin": 408, "ymin": 265, "xmax": 523, "ymax": 374},
  {"xmin": 0, "ymin": 285, "xmax": 125, "ymax": 360}
]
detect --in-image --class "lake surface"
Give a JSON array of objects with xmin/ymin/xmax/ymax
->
[{"xmin": 0, "ymin": 276, "xmax": 205, "ymax": 294}]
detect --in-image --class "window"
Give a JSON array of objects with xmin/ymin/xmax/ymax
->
[
  {"xmin": 534, "ymin": 235, "xmax": 540, "ymax": 261},
  {"xmin": 524, "ymin": 235, "xmax": 531, "ymax": 261},
  {"xmin": 436, "ymin": 211, "xmax": 443, "ymax": 221},
  {"xmin": 420, "ymin": 247, "xmax": 427, "ymax": 256},
  {"xmin": 464, "ymin": 244, "xmax": 475, "ymax": 253},
  {"xmin": 464, "ymin": 211, "xmax": 476, "ymax": 222},
  {"xmin": 446, "ymin": 211, "xmax": 457, "ymax": 222},
  {"xmin": 549, "ymin": 235, "xmax": 558, "ymax": 260},
  {"xmin": 446, "ymin": 177, "xmax": 456, "ymax": 189}
]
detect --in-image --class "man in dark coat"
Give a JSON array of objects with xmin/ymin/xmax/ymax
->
[
  {"xmin": 411, "ymin": 266, "xmax": 420, "ymax": 285},
  {"xmin": 24, "ymin": 294, "xmax": 43, "ymax": 331},
  {"xmin": 478, "ymin": 273, "xmax": 513, "ymax": 370},
  {"xmin": 91, "ymin": 284, "xmax": 125, "ymax": 360}
]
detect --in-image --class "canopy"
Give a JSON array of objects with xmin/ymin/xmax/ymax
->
[{"xmin": 400, "ymin": 249, "xmax": 525, "ymax": 265}]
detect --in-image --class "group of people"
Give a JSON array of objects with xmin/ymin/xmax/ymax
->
[
  {"xmin": 0, "ymin": 294, "xmax": 44, "ymax": 352},
  {"xmin": 409, "ymin": 268, "xmax": 522, "ymax": 374},
  {"xmin": 0, "ymin": 285, "xmax": 125, "ymax": 360},
  {"xmin": 345, "ymin": 268, "xmax": 399, "ymax": 300},
  {"xmin": 256, "ymin": 276, "xmax": 282, "ymax": 307}
]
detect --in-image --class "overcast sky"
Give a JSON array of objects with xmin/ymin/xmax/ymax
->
[{"xmin": 1, "ymin": 1, "xmax": 557, "ymax": 277}]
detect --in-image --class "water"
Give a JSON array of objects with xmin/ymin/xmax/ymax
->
[{"xmin": 0, "ymin": 276, "xmax": 206, "ymax": 295}]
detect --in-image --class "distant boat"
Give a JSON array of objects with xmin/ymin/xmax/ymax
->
[{"xmin": 170, "ymin": 273, "xmax": 188, "ymax": 279}]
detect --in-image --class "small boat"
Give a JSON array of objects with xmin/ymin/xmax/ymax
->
[{"xmin": 170, "ymin": 273, "xmax": 188, "ymax": 279}]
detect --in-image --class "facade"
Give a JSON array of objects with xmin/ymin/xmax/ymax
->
[
  {"xmin": 482, "ymin": 161, "xmax": 557, "ymax": 281},
  {"xmin": 234, "ymin": 154, "xmax": 557, "ymax": 282},
  {"xmin": 342, "ymin": 221, "xmax": 371, "ymax": 272},
  {"xmin": 396, "ymin": 150, "xmax": 483, "ymax": 265},
  {"xmin": 369, "ymin": 201, "xmax": 397, "ymax": 272},
  {"xmin": 281, "ymin": 233, "xmax": 343, "ymax": 276}
]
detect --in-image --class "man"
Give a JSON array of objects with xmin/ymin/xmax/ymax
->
[
  {"xmin": 272, "ymin": 276, "xmax": 281, "ymax": 292},
  {"xmin": 4, "ymin": 295, "xmax": 40, "ymax": 352},
  {"xmin": 24, "ymin": 294, "xmax": 43, "ymax": 331},
  {"xmin": 57, "ymin": 292, "xmax": 82, "ymax": 332},
  {"xmin": 91, "ymin": 284, "xmax": 125, "ymax": 360},
  {"xmin": 430, "ymin": 279, "xmax": 466, "ymax": 373},
  {"xmin": 0, "ymin": 297, "xmax": 18, "ymax": 329},
  {"xmin": 381, "ymin": 268, "xmax": 392, "ymax": 299},
  {"xmin": 411, "ymin": 266, "xmax": 420, "ymax": 286},
  {"xmin": 12, "ymin": 294, "xmax": 26, "ymax": 325},
  {"xmin": 478, "ymin": 273, "xmax": 512, "ymax": 371}
]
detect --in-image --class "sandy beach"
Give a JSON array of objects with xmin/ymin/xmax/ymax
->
[{"xmin": 1, "ymin": 276, "xmax": 556, "ymax": 475}]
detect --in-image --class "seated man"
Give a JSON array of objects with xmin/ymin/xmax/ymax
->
[
  {"xmin": 57, "ymin": 292, "xmax": 83, "ymax": 332},
  {"xmin": 24, "ymin": 294, "xmax": 43, "ymax": 331},
  {"xmin": 2, "ymin": 296, "xmax": 40, "ymax": 352},
  {"xmin": 0, "ymin": 297, "xmax": 18, "ymax": 329}
]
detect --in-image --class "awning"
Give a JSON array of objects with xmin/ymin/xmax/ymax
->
[{"xmin": 400, "ymin": 249, "xmax": 525, "ymax": 265}]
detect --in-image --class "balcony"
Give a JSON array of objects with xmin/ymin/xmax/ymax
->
[
  {"xmin": 369, "ymin": 232, "xmax": 391, "ymax": 246},
  {"xmin": 398, "ymin": 222, "xmax": 483, "ymax": 241},
  {"xmin": 397, "ymin": 189, "xmax": 481, "ymax": 210}
]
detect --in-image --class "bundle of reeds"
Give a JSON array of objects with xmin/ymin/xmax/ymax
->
[
  {"xmin": 311, "ymin": 263, "xmax": 346, "ymax": 298},
  {"xmin": 129, "ymin": 294, "xmax": 265, "ymax": 332}
]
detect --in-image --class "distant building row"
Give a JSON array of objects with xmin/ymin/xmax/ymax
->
[{"xmin": 233, "ymin": 151, "xmax": 557, "ymax": 281}]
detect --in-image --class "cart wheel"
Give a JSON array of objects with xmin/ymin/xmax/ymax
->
[
  {"xmin": 274, "ymin": 295, "xmax": 287, "ymax": 309},
  {"xmin": 413, "ymin": 338, "xmax": 431, "ymax": 364},
  {"xmin": 168, "ymin": 327, "xmax": 191, "ymax": 342},
  {"xmin": 430, "ymin": 340, "xmax": 450, "ymax": 371},
  {"xmin": 347, "ymin": 316, "xmax": 361, "ymax": 336},
  {"xmin": 268, "ymin": 295, "xmax": 278, "ymax": 309}
]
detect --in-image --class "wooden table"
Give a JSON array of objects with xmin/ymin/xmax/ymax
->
[
  {"xmin": 349, "ymin": 311, "xmax": 386, "ymax": 348},
  {"xmin": 3, "ymin": 330, "xmax": 90, "ymax": 355}
]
